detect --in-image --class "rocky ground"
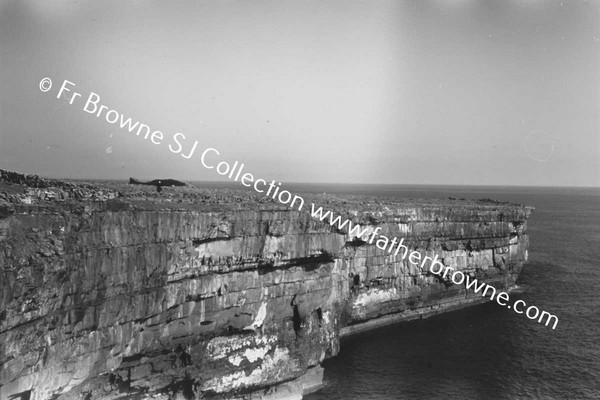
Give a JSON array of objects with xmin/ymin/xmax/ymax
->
[{"xmin": 0, "ymin": 170, "xmax": 532, "ymax": 400}]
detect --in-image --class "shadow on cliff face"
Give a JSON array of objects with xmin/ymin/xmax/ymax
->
[
  {"xmin": 7, "ymin": 389, "xmax": 31, "ymax": 400},
  {"xmin": 257, "ymin": 250, "xmax": 336, "ymax": 275},
  {"xmin": 291, "ymin": 294, "xmax": 302, "ymax": 338},
  {"xmin": 159, "ymin": 376, "xmax": 196, "ymax": 400}
]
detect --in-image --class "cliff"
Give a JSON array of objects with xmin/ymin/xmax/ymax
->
[{"xmin": 0, "ymin": 171, "xmax": 532, "ymax": 400}]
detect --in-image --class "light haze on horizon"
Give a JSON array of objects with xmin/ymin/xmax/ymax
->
[{"xmin": 1, "ymin": 0, "xmax": 599, "ymax": 187}]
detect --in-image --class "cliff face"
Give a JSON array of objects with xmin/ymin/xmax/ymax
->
[{"xmin": 0, "ymin": 174, "xmax": 532, "ymax": 400}]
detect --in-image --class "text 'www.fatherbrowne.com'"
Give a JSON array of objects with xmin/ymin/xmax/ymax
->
[{"xmin": 39, "ymin": 77, "xmax": 558, "ymax": 330}]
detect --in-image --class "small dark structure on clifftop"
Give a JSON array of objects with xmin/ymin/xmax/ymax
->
[{"xmin": 129, "ymin": 177, "xmax": 186, "ymax": 192}]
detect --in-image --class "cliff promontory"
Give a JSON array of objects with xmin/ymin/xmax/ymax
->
[{"xmin": 0, "ymin": 171, "xmax": 532, "ymax": 400}]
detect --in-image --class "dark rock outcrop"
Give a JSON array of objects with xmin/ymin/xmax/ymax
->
[
  {"xmin": 0, "ymin": 171, "xmax": 532, "ymax": 400},
  {"xmin": 129, "ymin": 178, "xmax": 187, "ymax": 188}
]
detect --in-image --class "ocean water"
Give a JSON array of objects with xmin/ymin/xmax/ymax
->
[{"xmin": 285, "ymin": 184, "xmax": 600, "ymax": 400}]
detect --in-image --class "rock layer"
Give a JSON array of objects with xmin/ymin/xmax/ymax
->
[{"xmin": 0, "ymin": 172, "xmax": 532, "ymax": 400}]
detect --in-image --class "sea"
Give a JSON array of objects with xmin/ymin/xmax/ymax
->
[{"xmin": 283, "ymin": 184, "xmax": 598, "ymax": 400}]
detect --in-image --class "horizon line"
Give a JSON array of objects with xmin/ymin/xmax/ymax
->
[
  {"xmin": 3, "ymin": 168, "xmax": 598, "ymax": 189},
  {"xmin": 45, "ymin": 177, "xmax": 600, "ymax": 190}
]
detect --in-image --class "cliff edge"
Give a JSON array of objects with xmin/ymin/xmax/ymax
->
[{"xmin": 0, "ymin": 170, "xmax": 532, "ymax": 400}]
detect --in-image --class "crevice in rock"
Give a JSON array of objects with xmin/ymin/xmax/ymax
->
[
  {"xmin": 8, "ymin": 389, "xmax": 31, "ymax": 400},
  {"xmin": 345, "ymin": 237, "xmax": 367, "ymax": 248},
  {"xmin": 159, "ymin": 375, "xmax": 196, "ymax": 400},
  {"xmin": 108, "ymin": 370, "xmax": 131, "ymax": 394},
  {"xmin": 192, "ymin": 237, "xmax": 231, "ymax": 247},
  {"xmin": 316, "ymin": 307, "xmax": 323, "ymax": 327},
  {"xmin": 257, "ymin": 252, "xmax": 335, "ymax": 275},
  {"xmin": 291, "ymin": 295, "xmax": 302, "ymax": 338}
]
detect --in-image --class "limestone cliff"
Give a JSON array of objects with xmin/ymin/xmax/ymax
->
[{"xmin": 0, "ymin": 171, "xmax": 532, "ymax": 400}]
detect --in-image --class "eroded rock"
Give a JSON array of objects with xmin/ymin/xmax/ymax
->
[{"xmin": 0, "ymin": 171, "xmax": 532, "ymax": 399}]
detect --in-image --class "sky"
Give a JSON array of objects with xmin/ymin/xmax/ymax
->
[{"xmin": 0, "ymin": 0, "xmax": 598, "ymax": 186}]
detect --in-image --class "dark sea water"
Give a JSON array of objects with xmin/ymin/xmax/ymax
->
[{"xmin": 285, "ymin": 184, "xmax": 599, "ymax": 400}]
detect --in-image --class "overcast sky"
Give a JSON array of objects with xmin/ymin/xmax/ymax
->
[{"xmin": 1, "ymin": 0, "xmax": 598, "ymax": 186}]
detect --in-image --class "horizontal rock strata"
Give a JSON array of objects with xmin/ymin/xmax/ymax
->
[{"xmin": 0, "ymin": 171, "xmax": 532, "ymax": 400}]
